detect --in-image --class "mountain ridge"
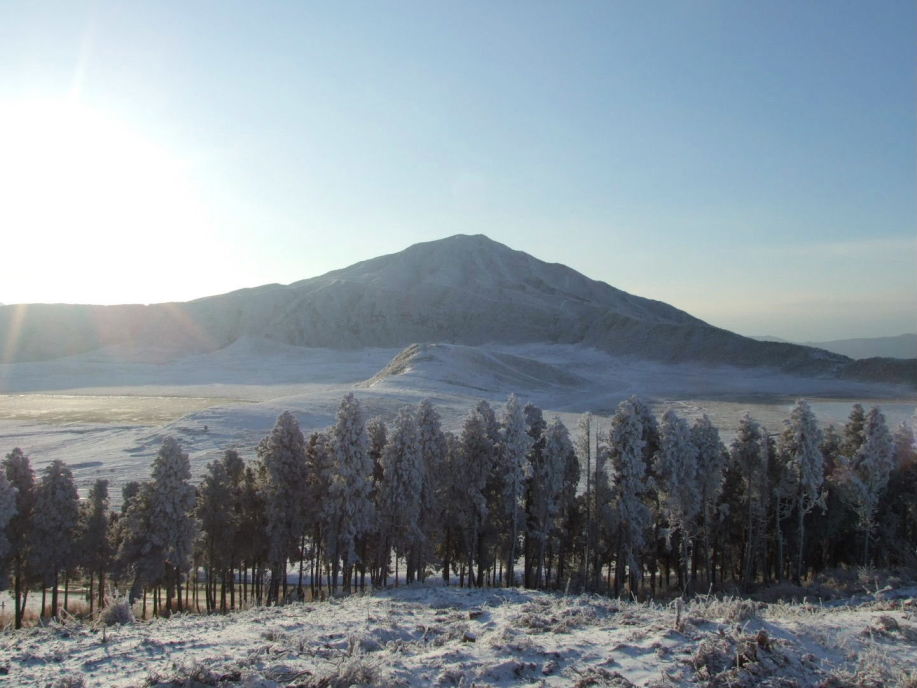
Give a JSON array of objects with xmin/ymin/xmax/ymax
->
[{"xmin": 1, "ymin": 234, "xmax": 905, "ymax": 385}]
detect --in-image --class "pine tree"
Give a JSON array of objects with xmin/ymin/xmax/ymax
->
[
  {"xmin": 892, "ymin": 421, "xmax": 916, "ymax": 470},
  {"xmin": 690, "ymin": 415, "xmax": 726, "ymax": 588},
  {"xmin": 379, "ymin": 406, "xmax": 424, "ymax": 583},
  {"xmin": 607, "ymin": 398, "xmax": 652, "ymax": 596},
  {"xmin": 3, "ymin": 448, "xmax": 34, "ymax": 628},
  {"xmin": 654, "ymin": 410, "xmax": 700, "ymax": 593},
  {"xmin": 836, "ymin": 407, "xmax": 894, "ymax": 563},
  {"xmin": 730, "ymin": 414, "xmax": 769, "ymax": 588},
  {"xmin": 196, "ymin": 457, "xmax": 234, "ymax": 611},
  {"xmin": 458, "ymin": 407, "xmax": 495, "ymax": 586},
  {"xmin": 842, "ymin": 403, "xmax": 866, "ymax": 457},
  {"xmin": 77, "ymin": 479, "xmax": 111, "ymax": 614},
  {"xmin": 575, "ymin": 412, "xmax": 595, "ymax": 587},
  {"xmin": 499, "ymin": 394, "xmax": 533, "ymax": 586},
  {"xmin": 327, "ymin": 393, "xmax": 375, "ymax": 593},
  {"xmin": 31, "ymin": 460, "xmax": 80, "ymax": 619},
  {"xmin": 0, "ymin": 471, "xmax": 17, "ymax": 591},
  {"xmin": 147, "ymin": 437, "xmax": 197, "ymax": 613},
  {"xmin": 531, "ymin": 416, "xmax": 571, "ymax": 588},
  {"xmin": 257, "ymin": 411, "xmax": 308, "ymax": 603},
  {"xmin": 778, "ymin": 399, "xmax": 825, "ymax": 583},
  {"xmin": 416, "ymin": 399, "xmax": 447, "ymax": 579},
  {"xmin": 112, "ymin": 480, "xmax": 160, "ymax": 609}
]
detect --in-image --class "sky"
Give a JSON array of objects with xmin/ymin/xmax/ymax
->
[{"xmin": 0, "ymin": 1, "xmax": 914, "ymax": 341}]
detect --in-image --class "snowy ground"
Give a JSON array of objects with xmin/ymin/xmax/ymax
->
[
  {"xmin": 2, "ymin": 583, "xmax": 916, "ymax": 687},
  {"xmin": 0, "ymin": 338, "xmax": 914, "ymax": 503}
]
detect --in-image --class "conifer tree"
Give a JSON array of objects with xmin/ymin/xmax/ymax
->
[
  {"xmin": 690, "ymin": 415, "xmax": 726, "ymax": 588},
  {"xmin": 730, "ymin": 414, "xmax": 769, "ymax": 587},
  {"xmin": 416, "ymin": 399, "xmax": 447, "ymax": 577},
  {"xmin": 3, "ymin": 448, "xmax": 34, "ymax": 628},
  {"xmin": 607, "ymin": 398, "xmax": 652, "ymax": 596},
  {"xmin": 654, "ymin": 410, "xmax": 700, "ymax": 593},
  {"xmin": 778, "ymin": 399, "xmax": 825, "ymax": 583},
  {"xmin": 327, "ymin": 393, "xmax": 374, "ymax": 592},
  {"xmin": 379, "ymin": 406, "xmax": 424, "ymax": 583},
  {"xmin": 0, "ymin": 471, "xmax": 17, "ymax": 591},
  {"xmin": 258, "ymin": 412, "xmax": 308, "ymax": 603},
  {"xmin": 31, "ymin": 460, "xmax": 79, "ymax": 618},
  {"xmin": 500, "ymin": 394, "xmax": 533, "ymax": 586},
  {"xmin": 575, "ymin": 412, "xmax": 595, "ymax": 586},
  {"xmin": 197, "ymin": 457, "xmax": 234, "ymax": 610},
  {"xmin": 842, "ymin": 403, "xmax": 866, "ymax": 457},
  {"xmin": 837, "ymin": 407, "xmax": 894, "ymax": 563},
  {"xmin": 531, "ymin": 416, "xmax": 571, "ymax": 587},
  {"xmin": 77, "ymin": 479, "xmax": 111, "ymax": 614},
  {"xmin": 147, "ymin": 437, "xmax": 197, "ymax": 613},
  {"xmin": 459, "ymin": 408, "xmax": 495, "ymax": 586}
]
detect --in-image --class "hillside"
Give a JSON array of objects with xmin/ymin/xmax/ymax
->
[
  {"xmin": 3, "ymin": 584, "xmax": 916, "ymax": 687},
  {"xmin": 1, "ymin": 235, "xmax": 862, "ymax": 378}
]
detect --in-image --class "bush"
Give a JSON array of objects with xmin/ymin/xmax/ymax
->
[{"xmin": 98, "ymin": 597, "xmax": 135, "ymax": 626}]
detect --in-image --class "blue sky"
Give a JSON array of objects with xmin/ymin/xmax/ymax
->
[{"xmin": 0, "ymin": 1, "xmax": 913, "ymax": 340}]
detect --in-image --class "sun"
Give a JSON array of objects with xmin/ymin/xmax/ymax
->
[{"xmin": 0, "ymin": 98, "xmax": 212, "ymax": 304}]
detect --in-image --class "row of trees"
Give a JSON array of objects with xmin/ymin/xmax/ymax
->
[{"xmin": 1, "ymin": 394, "xmax": 915, "ymax": 628}]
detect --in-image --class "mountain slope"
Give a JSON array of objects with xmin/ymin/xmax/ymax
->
[{"xmin": 0, "ymin": 234, "xmax": 862, "ymax": 377}]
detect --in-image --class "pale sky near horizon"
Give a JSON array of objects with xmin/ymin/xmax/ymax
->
[{"xmin": 0, "ymin": 1, "xmax": 913, "ymax": 342}]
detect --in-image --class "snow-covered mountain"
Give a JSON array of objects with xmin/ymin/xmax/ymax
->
[{"xmin": 0, "ymin": 234, "xmax": 878, "ymax": 377}]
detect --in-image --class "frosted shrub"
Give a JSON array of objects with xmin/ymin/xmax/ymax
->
[{"xmin": 98, "ymin": 597, "xmax": 134, "ymax": 626}]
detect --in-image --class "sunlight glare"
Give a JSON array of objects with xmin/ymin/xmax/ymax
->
[{"xmin": 0, "ymin": 98, "xmax": 214, "ymax": 304}]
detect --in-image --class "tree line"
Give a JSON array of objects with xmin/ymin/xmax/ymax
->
[{"xmin": 0, "ymin": 393, "xmax": 915, "ymax": 629}]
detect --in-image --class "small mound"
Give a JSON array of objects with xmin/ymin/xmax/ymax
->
[{"xmin": 362, "ymin": 343, "xmax": 587, "ymax": 392}]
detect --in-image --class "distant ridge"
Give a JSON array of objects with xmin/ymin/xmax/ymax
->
[
  {"xmin": 753, "ymin": 333, "xmax": 917, "ymax": 360},
  {"xmin": 1, "ymin": 234, "xmax": 908, "ymax": 385}
]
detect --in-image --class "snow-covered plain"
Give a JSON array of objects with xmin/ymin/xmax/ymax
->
[
  {"xmin": 0, "ymin": 338, "xmax": 914, "ymax": 503},
  {"xmin": 3, "ymin": 583, "xmax": 917, "ymax": 687}
]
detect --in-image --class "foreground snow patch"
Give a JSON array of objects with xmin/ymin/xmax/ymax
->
[{"xmin": 2, "ymin": 585, "xmax": 916, "ymax": 687}]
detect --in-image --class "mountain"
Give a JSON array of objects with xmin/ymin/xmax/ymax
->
[
  {"xmin": 0, "ymin": 234, "xmax": 882, "ymax": 379},
  {"xmin": 803, "ymin": 334, "xmax": 917, "ymax": 360}
]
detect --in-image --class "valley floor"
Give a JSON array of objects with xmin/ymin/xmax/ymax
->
[{"xmin": 2, "ymin": 584, "xmax": 916, "ymax": 687}]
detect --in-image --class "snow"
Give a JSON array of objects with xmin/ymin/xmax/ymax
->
[
  {"xmin": 2, "ymin": 583, "xmax": 916, "ymax": 687},
  {"xmin": 0, "ymin": 339, "xmax": 913, "ymax": 508}
]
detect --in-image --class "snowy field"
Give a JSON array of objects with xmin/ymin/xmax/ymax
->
[
  {"xmin": 0, "ymin": 338, "xmax": 914, "ymax": 502},
  {"xmin": 2, "ymin": 583, "xmax": 916, "ymax": 687}
]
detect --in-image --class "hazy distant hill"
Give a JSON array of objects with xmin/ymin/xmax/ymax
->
[
  {"xmin": 0, "ymin": 234, "xmax": 884, "ymax": 380},
  {"xmin": 754, "ymin": 333, "xmax": 917, "ymax": 360}
]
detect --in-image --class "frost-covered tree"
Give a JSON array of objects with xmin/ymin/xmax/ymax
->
[
  {"xmin": 523, "ymin": 403, "xmax": 547, "ymax": 588},
  {"xmin": 415, "ymin": 399, "xmax": 447, "ymax": 577},
  {"xmin": 0, "ymin": 471, "xmax": 17, "ymax": 592},
  {"xmin": 576, "ymin": 412, "xmax": 596, "ymax": 586},
  {"xmin": 690, "ymin": 415, "xmax": 726, "ymax": 587},
  {"xmin": 777, "ymin": 399, "xmax": 825, "ymax": 583},
  {"xmin": 653, "ymin": 410, "xmax": 700, "ymax": 592},
  {"xmin": 31, "ymin": 460, "xmax": 80, "ymax": 619},
  {"xmin": 327, "ymin": 393, "xmax": 375, "ymax": 592},
  {"xmin": 499, "ymin": 394, "xmax": 533, "ymax": 586},
  {"xmin": 77, "ymin": 479, "xmax": 111, "ymax": 614},
  {"xmin": 257, "ymin": 411, "xmax": 308, "ymax": 603},
  {"xmin": 147, "ymin": 437, "xmax": 197, "ymax": 613},
  {"xmin": 111, "ymin": 480, "xmax": 160, "ymax": 609},
  {"xmin": 378, "ymin": 406, "xmax": 424, "ymax": 583},
  {"xmin": 607, "ymin": 398, "xmax": 653, "ymax": 596},
  {"xmin": 729, "ymin": 414, "xmax": 770, "ymax": 587},
  {"xmin": 892, "ymin": 421, "xmax": 915, "ymax": 470},
  {"xmin": 836, "ymin": 407, "xmax": 894, "ymax": 563},
  {"xmin": 529, "ymin": 416, "xmax": 571, "ymax": 587},
  {"xmin": 459, "ymin": 408, "xmax": 495, "ymax": 586},
  {"xmin": 842, "ymin": 403, "xmax": 866, "ymax": 458},
  {"xmin": 3, "ymin": 448, "xmax": 34, "ymax": 628},
  {"xmin": 197, "ymin": 457, "xmax": 234, "ymax": 610}
]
